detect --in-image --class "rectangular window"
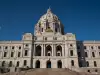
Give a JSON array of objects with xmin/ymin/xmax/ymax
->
[
  {"xmin": 98, "ymin": 46, "xmax": 100, "ymax": 49},
  {"xmin": 12, "ymin": 46, "xmax": 14, "ymax": 49},
  {"xmin": 99, "ymin": 52, "xmax": 100, "ymax": 56},
  {"xmin": 91, "ymin": 46, "xmax": 93, "ymax": 49},
  {"xmin": 84, "ymin": 46, "xmax": 86, "ymax": 49},
  {"xmin": 94, "ymin": 61, "xmax": 97, "ymax": 67},
  {"xmin": 0, "ymin": 46, "xmax": 1, "ymax": 49},
  {"xmin": 78, "ymin": 52, "xmax": 81, "ymax": 57},
  {"xmin": 23, "ymin": 60, "xmax": 27, "ymax": 66},
  {"xmin": 71, "ymin": 60, "xmax": 74, "ymax": 66},
  {"xmin": 85, "ymin": 52, "xmax": 88, "ymax": 57},
  {"xmin": 42, "ymin": 28, "xmax": 43, "ymax": 32},
  {"xmin": 24, "ymin": 50, "xmax": 28, "ymax": 56},
  {"xmin": 4, "ymin": 52, "xmax": 7, "ymax": 57},
  {"xmin": 86, "ymin": 61, "xmax": 89, "ymax": 67},
  {"xmin": 19, "ymin": 46, "xmax": 21, "ymax": 49},
  {"xmin": 16, "ymin": 61, "xmax": 19, "ymax": 67},
  {"xmin": 5, "ymin": 46, "xmax": 8, "ymax": 49},
  {"xmin": 11, "ymin": 52, "xmax": 14, "ymax": 57},
  {"xmin": 77, "ymin": 46, "xmax": 80, "ymax": 49},
  {"xmin": 25, "ymin": 44, "xmax": 28, "ymax": 47},
  {"xmin": 92, "ymin": 52, "xmax": 95, "ymax": 57},
  {"xmin": 18, "ymin": 52, "xmax": 21, "ymax": 57},
  {"xmin": 70, "ymin": 50, "xmax": 73, "ymax": 56},
  {"xmin": 70, "ymin": 44, "xmax": 73, "ymax": 47}
]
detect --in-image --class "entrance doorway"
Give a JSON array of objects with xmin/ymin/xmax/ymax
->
[
  {"xmin": 35, "ymin": 60, "xmax": 40, "ymax": 68},
  {"xmin": 46, "ymin": 60, "xmax": 51, "ymax": 68},
  {"xmin": 57, "ymin": 60, "xmax": 62, "ymax": 68}
]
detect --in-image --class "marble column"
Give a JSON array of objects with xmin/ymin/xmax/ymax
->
[
  {"xmin": 52, "ymin": 44, "xmax": 53, "ymax": 56},
  {"xmin": 34, "ymin": 44, "xmax": 36, "ymax": 56},
  {"xmin": 41, "ymin": 44, "xmax": 44, "ymax": 56},
  {"xmin": 44, "ymin": 44, "xmax": 45, "ymax": 56},
  {"xmin": 53, "ymin": 44, "xmax": 56, "ymax": 56},
  {"xmin": 62, "ymin": 45, "xmax": 64, "ymax": 57}
]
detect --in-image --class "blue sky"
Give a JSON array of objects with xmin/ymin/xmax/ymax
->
[{"xmin": 0, "ymin": 0, "xmax": 100, "ymax": 40}]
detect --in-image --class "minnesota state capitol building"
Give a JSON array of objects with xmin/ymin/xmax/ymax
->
[{"xmin": 0, "ymin": 8, "xmax": 100, "ymax": 73}]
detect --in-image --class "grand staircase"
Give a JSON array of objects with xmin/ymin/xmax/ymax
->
[{"xmin": 0, "ymin": 68, "xmax": 99, "ymax": 75}]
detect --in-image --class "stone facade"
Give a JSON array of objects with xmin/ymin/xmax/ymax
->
[{"xmin": 0, "ymin": 8, "xmax": 100, "ymax": 73}]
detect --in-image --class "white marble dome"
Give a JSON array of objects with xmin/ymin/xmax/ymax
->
[{"xmin": 34, "ymin": 8, "xmax": 64, "ymax": 35}]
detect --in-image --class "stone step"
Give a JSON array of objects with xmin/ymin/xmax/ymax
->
[{"xmin": 0, "ymin": 68, "xmax": 99, "ymax": 75}]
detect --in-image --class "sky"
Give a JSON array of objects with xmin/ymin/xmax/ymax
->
[{"xmin": 0, "ymin": 0, "xmax": 100, "ymax": 41}]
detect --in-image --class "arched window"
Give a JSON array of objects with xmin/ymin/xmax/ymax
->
[
  {"xmin": 46, "ymin": 60, "xmax": 51, "ymax": 68},
  {"xmin": 56, "ymin": 45, "xmax": 62, "ymax": 56},
  {"xmin": 16, "ymin": 61, "xmax": 19, "ymax": 67},
  {"xmin": 71, "ymin": 60, "xmax": 74, "ymax": 66},
  {"xmin": 57, "ymin": 60, "xmax": 62, "ymax": 68},
  {"xmin": 9, "ymin": 61, "xmax": 12, "ymax": 67},
  {"xmin": 35, "ymin": 60, "xmax": 40, "ymax": 68},
  {"xmin": 35, "ymin": 45, "xmax": 41, "ymax": 56},
  {"xmin": 45, "ymin": 45, "xmax": 52, "ymax": 56}
]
